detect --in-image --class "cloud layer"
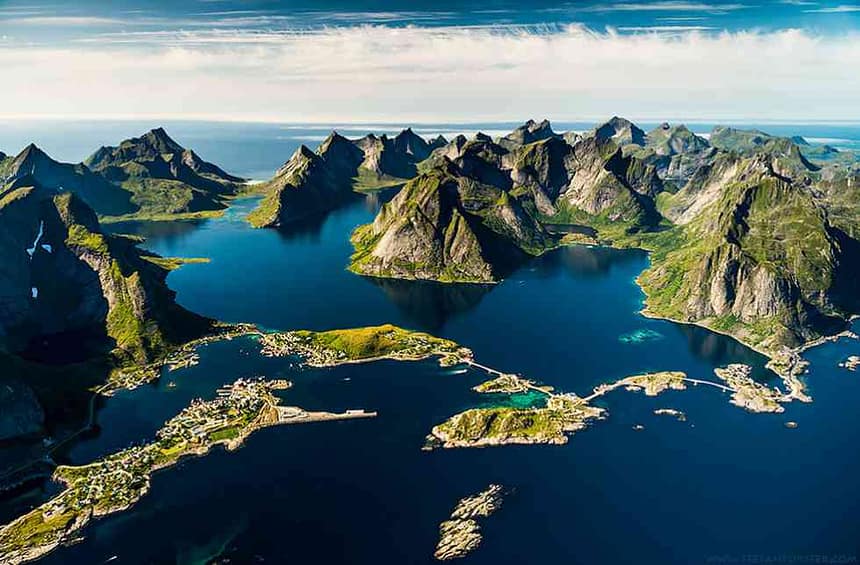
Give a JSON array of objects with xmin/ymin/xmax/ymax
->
[{"xmin": 1, "ymin": 25, "xmax": 858, "ymax": 122}]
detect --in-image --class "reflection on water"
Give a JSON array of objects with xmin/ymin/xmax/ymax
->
[
  {"xmin": 274, "ymin": 211, "xmax": 336, "ymax": 242},
  {"xmin": 104, "ymin": 219, "xmax": 203, "ymax": 243},
  {"xmin": 361, "ymin": 277, "xmax": 493, "ymax": 331},
  {"xmin": 674, "ymin": 323, "xmax": 772, "ymax": 381},
  {"xmin": 269, "ymin": 188, "xmax": 400, "ymax": 242},
  {"xmin": 544, "ymin": 223, "xmax": 598, "ymax": 237},
  {"xmin": 175, "ymin": 513, "xmax": 248, "ymax": 565},
  {"xmin": 528, "ymin": 244, "xmax": 644, "ymax": 279}
]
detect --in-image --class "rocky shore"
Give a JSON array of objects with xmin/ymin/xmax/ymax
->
[
  {"xmin": 654, "ymin": 408, "xmax": 686, "ymax": 421},
  {"xmin": 714, "ymin": 364, "xmax": 788, "ymax": 413},
  {"xmin": 839, "ymin": 356, "xmax": 860, "ymax": 371},
  {"xmin": 434, "ymin": 484, "xmax": 505, "ymax": 561},
  {"xmin": 106, "ymin": 323, "xmax": 262, "ymax": 393}
]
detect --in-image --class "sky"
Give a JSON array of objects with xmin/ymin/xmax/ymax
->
[{"xmin": 0, "ymin": 0, "xmax": 858, "ymax": 123}]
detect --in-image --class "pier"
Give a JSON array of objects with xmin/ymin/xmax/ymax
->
[{"xmin": 276, "ymin": 407, "xmax": 378, "ymax": 423}]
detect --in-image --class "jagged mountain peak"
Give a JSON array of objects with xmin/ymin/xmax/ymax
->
[
  {"xmin": 294, "ymin": 144, "xmax": 319, "ymax": 161},
  {"xmin": 139, "ymin": 127, "xmax": 184, "ymax": 154},
  {"xmin": 429, "ymin": 135, "xmax": 448, "ymax": 149},
  {"xmin": 499, "ymin": 119, "xmax": 559, "ymax": 149},
  {"xmin": 592, "ymin": 116, "xmax": 646, "ymax": 146},
  {"xmin": 646, "ymin": 123, "xmax": 710, "ymax": 156},
  {"xmin": 393, "ymin": 128, "xmax": 432, "ymax": 160},
  {"xmin": 319, "ymin": 130, "xmax": 352, "ymax": 148},
  {"xmin": 14, "ymin": 143, "xmax": 51, "ymax": 164}
]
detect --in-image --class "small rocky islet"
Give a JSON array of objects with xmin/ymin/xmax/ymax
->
[{"xmin": 434, "ymin": 484, "xmax": 506, "ymax": 561}]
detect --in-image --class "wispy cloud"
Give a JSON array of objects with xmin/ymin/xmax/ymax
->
[
  {"xmin": 583, "ymin": 2, "xmax": 749, "ymax": 13},
  {"xmin": 804, "ymin": 5, "xmax": 860, "ymax": 12},
  {"xmin": 0, "ymin": 25, "xmax": 857, "ymax": 123},
  {"xmin": 655, "ymin": 15, "xmax": 709, "ymax": 20},
  {"xmin": 3, "ymin": 16, "xmax": 128, "ymax": 26},
  {"xmin": 616, "ymin": 25, "xmax": 715, "ymax": 31}
]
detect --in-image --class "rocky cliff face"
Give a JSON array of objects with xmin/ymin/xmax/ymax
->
[
  {"xmin": 247, "ymin": 133, "xmax": 365, "ymax": 228},
  {"xmin": 0, "ymin": 130, "xmax": 245, "ymax": 221},
  {"xmin": 0, "ymin": 181, "xmax": 209, "ymax": 365},
  {"xmin": 497, "ymin": 119, "xmax": 560, "ymax": 150},
  {"xmin": 589, "ymin": 116, "xmax": 647, "ymax": 147},
  {"xmin": 0, "ymin": 377, "xmax": 44, "ymax": 441},
  {"xmin": 641, "ymin": 151, "xmax": 854, "ymax": 351},
  {"xmin": 83, "ymin": 127, "xmax": 245, "ymax": 218},
  {"xmin": 646, "ymin": 123, "xmax": 710, "ymax": 157},
  {"xmin": 0, "ymin": 145, "xmax": 133, "ymax": 217},
  {"xmin": 349, "ymin": 121, "xmax": 671, "ymax": 282},
  {"xmin": 510, "ymin": 134, "xmax": 661, "ymax": 225},
  {"xmin": 354, "ymin": 131, "xmax": 422, "ymax": 181},
  {"xmin": 349, "ymin": 160, "xmax": 553, "ymax": 282}
]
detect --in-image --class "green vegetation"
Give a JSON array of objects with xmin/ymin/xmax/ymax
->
[
  {"xmin": 208, "ymin": 426, "xmax": 240, "ymax": 442},
  {"xmin": 142, "ymin": 256, "xmax": 210, "ymax": 271},
  {"xmin": 65, "ymin": 224, "xmax": 109, "ymax": 255},
  {"xmin": 81, "ymin": 128, "xmax": 244, "ymax": 222},
  {"xmin": 100, "ymin": 209, "xmax": 225, "ymax": 224},
  {"xmin": 351, "ymin": 167, "xmax": 408, "ymax": 191},
  {"xmin": 246, "ymin": 189, "xmax": 281, "ymax": 228},
  {"xmin": 103, "ymin": 259, "xmax": 169, "ymax": 365},
  {"xmin": 473, "ymin": 375, "xmax": 550, "ymax": 395},
  {"xmin": 428, "ymin": 394, "xmax": 605, "ymax": 448},
  {"xmin": 260, "ymin": 324, "xmax": 472, "ymax": 367},
  {"xmin": 348, "ymin": 164, "xmax": 555, "ymax": 283}
]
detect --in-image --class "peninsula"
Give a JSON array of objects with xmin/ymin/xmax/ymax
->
[
  {"xmin": 258, "ymin": 324, "xmax": 473, "ymax": 368},
  {"xmin": 0, "ymin": 378, "xmax": 376, "ymax": 565}
]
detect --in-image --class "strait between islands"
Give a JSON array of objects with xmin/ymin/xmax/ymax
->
[{"xmin": 0, "ymin": 323, "xmax": 841, "ymax": 564}]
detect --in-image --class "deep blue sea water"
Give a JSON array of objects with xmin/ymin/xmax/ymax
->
[{"xmin": 3, "ymin": 122, "xmax": 860, "ymax": 564}]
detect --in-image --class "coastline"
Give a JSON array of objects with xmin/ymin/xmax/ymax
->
[
  {"xmin": 637, "ymin": 303, "xmax": 858, "ymax": 403},
  {"xmin": 0, "ymin": 378, "xmax": 377, "ymax": 565}
]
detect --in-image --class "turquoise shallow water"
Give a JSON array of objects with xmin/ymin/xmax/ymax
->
[{"xmin": 3, "ymin": 122, "xmax": 860, "ymax": 564}]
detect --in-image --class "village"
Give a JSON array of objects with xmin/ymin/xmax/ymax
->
[{"xmin": 0, "ymin": 377, "xmax": 376, "ymax": 565}]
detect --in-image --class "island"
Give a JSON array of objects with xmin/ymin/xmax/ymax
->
[
  {"xmin": 653, "ymin": 408, "xmax": 686, "ymax": 422},
  {"xmin": 714, "ymin": 364, "xmax": 787, "ymax": 413},
  {"xmin": 0, "ymin": 378, "xmax": 377, "ymax": 565},
  {"xmin": 472, "ymin": 374, "xmax": 553, "ymax": 395},
  {"xmin": 839, "ymin": 355, "xmax": 860, "ymax": 371},
  {"xmin": 427, "ymin": 367, "xmax": 790, "ymax": 449},
  {"xmin": 434, "ymin": 484, "xmax": 505, "ymax": 561},
  {"xmin": 258, "ymin": 324, "xmax": 473, "ymax": 368}
]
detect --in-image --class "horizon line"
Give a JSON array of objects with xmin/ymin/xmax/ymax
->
[{"xmin": 2, "ymin": 114, "xmax": 860, "ymax": 127}]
